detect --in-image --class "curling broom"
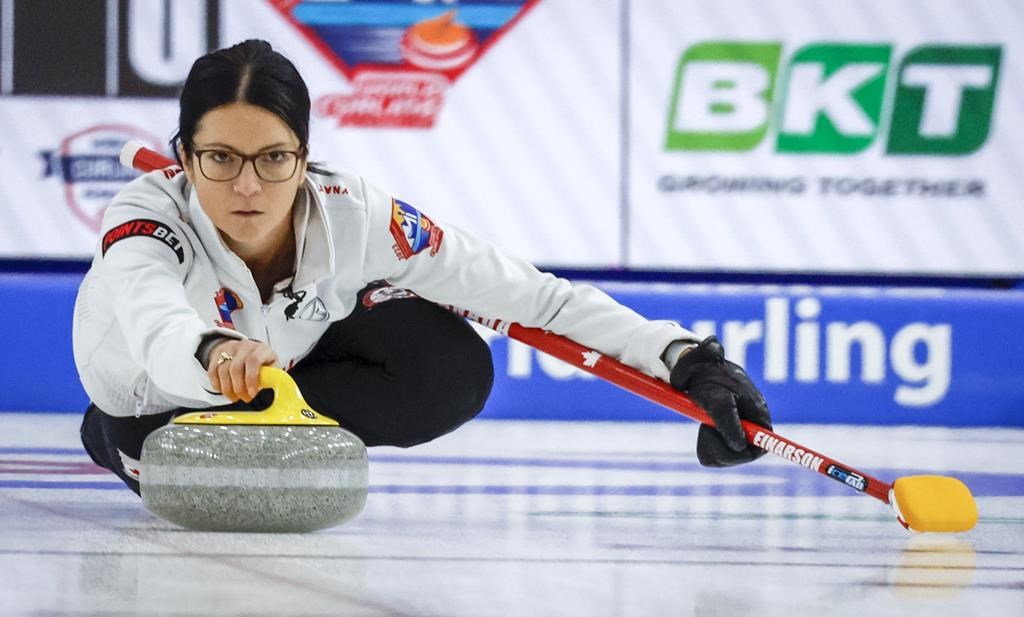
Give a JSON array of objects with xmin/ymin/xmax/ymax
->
[{"xmin": 119, "ymin": 140, "xmax": 978, "ymax": 533}]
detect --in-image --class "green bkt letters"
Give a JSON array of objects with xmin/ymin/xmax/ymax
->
[{"xmin": 665, "ymin": 42, "xmax": 1001, "ymax": 155}]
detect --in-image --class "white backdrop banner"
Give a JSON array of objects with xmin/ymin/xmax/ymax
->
[
  {"xmin": 0, "ymin": 0, "xmax": 620, "ymax": 265},
  {"xmin": 1, "ymin": 0, "xmax": 1022, "ymax": 276},
  {"xmin": 628, "ymin": 0, "xmax": 1024, "ymax": 275}
]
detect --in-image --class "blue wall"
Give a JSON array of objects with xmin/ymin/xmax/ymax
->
[
  {"xmin": 479, "ymin": 283, "xmax": 1024, "ymax": 426},
  {"xmin": 3, "ymin": 274, "xmax": 1022, "ymax": 426},
  {"xmin": 1, "ymin": 274, "xmax": 84, "ymax": 413}
]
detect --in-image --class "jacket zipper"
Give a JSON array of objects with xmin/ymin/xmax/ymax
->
[
  {"xmin": 134, "ymin": 376, "xmax": 150, "ymax": 418},
  {"xmin": 261, "ymin": 303, "xmax": 272, "ymax": 347}
]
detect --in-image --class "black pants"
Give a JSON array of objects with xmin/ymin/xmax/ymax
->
[{"xmin": 80, "ymin": 285, "xmax": 495, "ymax": 494}]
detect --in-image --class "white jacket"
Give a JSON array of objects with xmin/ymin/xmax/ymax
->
[{"xmin": 73, "ymin": 166, "xmax": 698, "ymax": 417}]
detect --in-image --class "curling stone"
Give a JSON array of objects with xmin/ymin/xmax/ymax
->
[{"xmin": 140, "ymin": 367, "xmax": 368, "ymax": 533}]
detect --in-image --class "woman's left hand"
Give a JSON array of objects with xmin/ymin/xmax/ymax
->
[{"xmin": 669, "ymin": 336, "xmax": 773, "ymax": 467}]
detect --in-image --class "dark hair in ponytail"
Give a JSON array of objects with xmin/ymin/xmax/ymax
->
[{"xmin": 171, "ymin": 39, "xmax": 325, "ymax": 174}]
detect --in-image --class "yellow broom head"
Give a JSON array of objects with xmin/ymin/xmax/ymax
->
[{"xmin": 891, "ymin": 475, "xmax": 978, "ymax": 533}]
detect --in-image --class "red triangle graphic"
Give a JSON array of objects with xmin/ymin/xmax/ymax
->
[{"xmin": 269, "ymin": 0, "xmax": 543, "ymax": 83}]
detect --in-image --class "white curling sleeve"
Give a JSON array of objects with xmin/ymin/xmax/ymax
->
[
  {"xmin": 358, "ymin": 179, "xmax": 699, "ymax": 381},
  {"xmin": 76, "ymin": 207, "xmax": 243, "ymax": 414}
]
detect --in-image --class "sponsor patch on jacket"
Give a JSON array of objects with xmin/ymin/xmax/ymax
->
[
  {"xmin": 362, "ymin": 285, "xmax": 418, "ymax": 309},
  {"xmin": 101, "ymin": 219, "xmax": 184, "ymax": 263},
  {"xmin": 282, "ymin": 286, "xmax": 331, "ymax": 322},
  {"xmin": 214, "ymin": 288, "xmax": 243, "ymax": 329},
  {"xmin": 389, "ymin": 198, "xmax": 443, "ymax": 260},
  {"xmin": 316, "ymin": 183, "xmax": 349, "ymax": 195}
]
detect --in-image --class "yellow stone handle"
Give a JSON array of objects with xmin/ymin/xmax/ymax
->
[{"xmin": 173, "ymin": 366, "xmax": 339, "ymax": 426}]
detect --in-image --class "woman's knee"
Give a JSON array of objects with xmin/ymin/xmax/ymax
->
[
  {"xmin": 386, "ymin": 328, "xmax": 494, "ymax": 447},
  {"xmin": 80, "ymin": 404, "xmax": 109, "ymax": 468}
]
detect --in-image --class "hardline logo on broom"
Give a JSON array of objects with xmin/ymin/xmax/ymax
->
[{"xmin": 270, "ymin": 0, "xmax": 542, "ymax": 128}]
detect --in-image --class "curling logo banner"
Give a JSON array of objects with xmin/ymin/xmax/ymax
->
[
  {"xmin": 41, "ymin": 125, "xmax": 164, "ymax": 231},
  {"xmin": 271, "ymin": 0, "xmax": 541, "ymax": 128},
  {"xmin": 473, "ymin": 283, "xmax": 1024, "ymax": 426},
  {"xmin": 0, "ymin": 0, "xmax": 617, "ymax": 265}
]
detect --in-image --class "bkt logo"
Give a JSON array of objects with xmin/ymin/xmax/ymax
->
[{"xmin": 666, "ymin": 42, "xmax": 1002, "ymax": 156}]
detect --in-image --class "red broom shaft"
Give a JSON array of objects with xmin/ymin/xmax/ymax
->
[{"xmin": 502, "ymin": 321, "xmax": 892, "ymax": 504}]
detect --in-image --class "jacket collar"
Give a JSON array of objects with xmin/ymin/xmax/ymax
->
[
  {"xmin": 187, "ymin": 176, "xmax": 335, "ymax": 292},
  {"xmin": 293, "ymin": 178, "xmax": 336, "ymax": 289}
]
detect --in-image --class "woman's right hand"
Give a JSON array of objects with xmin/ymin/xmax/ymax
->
[{"xmin": 207, "ymin": 339, "xmax": 279, "ymax": 403}]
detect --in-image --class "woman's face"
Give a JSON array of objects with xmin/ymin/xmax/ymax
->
[{"xmin": 180, "ymin": 102, "xmax": 307, "ymax": 255}]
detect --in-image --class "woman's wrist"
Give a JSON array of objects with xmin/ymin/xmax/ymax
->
[
  {"xmin": 196, "ymin": 335, "xmax": 234, "ymax": 370},
  {"xmin": 661, "ymin": 339, "xmax": 699, "ymax": 371}
]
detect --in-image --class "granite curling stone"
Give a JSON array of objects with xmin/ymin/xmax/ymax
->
[{"xmin": 140, "ymin": 367, "xmax": 368, "ymax": 533}]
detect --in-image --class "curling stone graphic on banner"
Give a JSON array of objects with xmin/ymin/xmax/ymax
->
[
  {"xmin": 140, "ymin": 367, "xmax": 368, "ymax": 533},
  {"xmin": 399, "ymin": 10, "xmax": 479, "ymax": 71}
]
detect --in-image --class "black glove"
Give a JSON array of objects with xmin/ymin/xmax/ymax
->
[{"xmin": 669, "ymin": 336, "xmax": 772, "ymax": 467}]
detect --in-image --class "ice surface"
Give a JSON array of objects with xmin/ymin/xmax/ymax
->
[{"xmin": 1, "ymin": 413, "xmax": 1021, "ymax": 617}]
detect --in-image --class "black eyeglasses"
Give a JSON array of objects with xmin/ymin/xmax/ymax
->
[{"xmin": 193, "ymin": 147, "xmax": 306, "ymax": 183}]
